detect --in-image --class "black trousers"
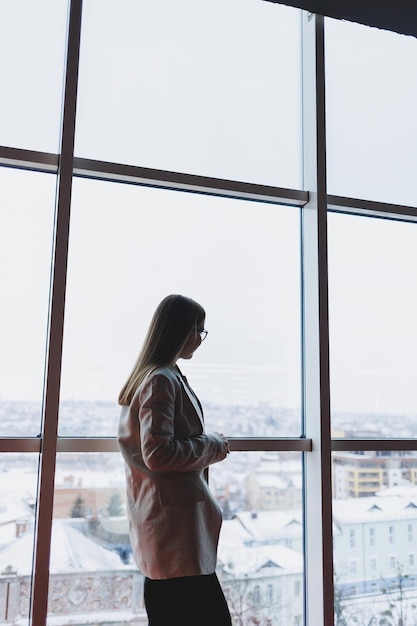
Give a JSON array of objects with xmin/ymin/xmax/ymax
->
[{"xmin": 144, "ymin": 572, "xmax": 232, "ymax": 626}]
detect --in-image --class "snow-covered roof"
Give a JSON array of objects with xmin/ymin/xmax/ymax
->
[
  {"xmin": 256, "ymin": 473, "xmax": 290, "ymax": 489},
  {"xmin": 333, "ymin": 494, "xmax": 417, "ymax": 524},
  {"xmin": 234, "ymin": 510, "xmax": 303, "ymax": 542},
  {"xmin": 0, "ymin": 468, "xmax": 37, "ymax": 501},
  {"xmin": 218, "ymin": 517, "xmax": 254, "ymax": 548},
  {"xmin": 54, "ymin": 467, "xmax": 126, "ymax": 489},
  {"xmin": 0, "ymin": 520, "xmax": 129, "ymax": 576},
  {"xmin": 218, "ymin": 535, "xmax": 303, "ymax": 578},
  {"xmin": 375, "ymin": 483, "xmax": 417, "ymax": 498},
  {"xmin": 0, "ymin": 497, "xmax": 34, "ymax": 548}
]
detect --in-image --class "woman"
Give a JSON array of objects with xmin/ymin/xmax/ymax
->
[{"xmin": 117, "ymin": 294, "xmax": 232, "ymax": 625}]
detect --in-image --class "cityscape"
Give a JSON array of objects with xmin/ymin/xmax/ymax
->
[
  {"xmin": 2, "ymin": 400, "xmax": 417, "ymax": 624},
  {"xmin": 2, "ymin": 395, "xmax": 416, "ymax": 439}
]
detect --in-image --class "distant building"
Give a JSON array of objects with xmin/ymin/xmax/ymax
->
[
  {"xmin": 218, "ymin": 517, "xmax": 304, "ymax": 625},
  {"xmin": 233, "ymin": 509, "xmax": 303, "ymax": 552},
  {"xmin": 0, "ymin": 519, "xmax": 145, "ymax": 625},
  {"xmin": 53, "ymin": 470, "xmax": 126, "ymax": 519},
  {"xmin": 221, "ymin": 493, "xmax": 417, "ymax": 618},
  {"xmin": 332, "ymin": 450, "xmax": 417, "ymax": 499},
  {"xmin": 244, "ymin": 455, "xmax": 302, "ymax": 511},
  {"xmin": 333, "ymin": 493, "xmax": 417, "ymax": 597},
  {"xmin": 3, "ymin": 492, "xmax": 417, "ymax": 624}
]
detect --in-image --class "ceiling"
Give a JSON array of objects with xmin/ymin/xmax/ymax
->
[{"xmin": 264, "ymin": 0, "xmax": 417, "ymax": 38}]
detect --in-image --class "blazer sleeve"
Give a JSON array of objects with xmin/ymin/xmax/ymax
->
[{"xmin": 139, "ymin": 372, "xmax": 227, "ymax": 472}]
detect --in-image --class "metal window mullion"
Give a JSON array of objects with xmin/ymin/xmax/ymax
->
[
  {"xmin": 0, "ymin": 146, "xmax": 59, "ymax": 173},
  {"xmin": 301, "ymin": 12, "xmax": 334, "ymax": 626},
  {"xmin": 4, "ymin": 436, "xmax": 416, "ymax": 454},
  {"xmin": 30, "ymin": 1, "xmax": 83, "ymax": 625},
  {"xmin": 72, "ymin": 157, "xmax": 309, "ymax": 207},
  {"xmin": 53, "ymin": 437, "xmax": 313, "ymax": 453}
]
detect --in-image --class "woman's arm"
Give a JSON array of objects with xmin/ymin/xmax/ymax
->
[{"xmin": 139, "ymin": 373, "xmax": 228, "ymax": 472}]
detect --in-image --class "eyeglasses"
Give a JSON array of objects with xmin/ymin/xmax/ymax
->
[{"xmin": 197, "ymin": 329, "xmax": 208, "ymax": 341}]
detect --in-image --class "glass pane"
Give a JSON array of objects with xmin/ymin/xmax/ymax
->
[
  {"xmin": 59, "ymin": 179, "xmax": 301, "ymax": 436},
  {"xmin": 333, "ymin": 449, "xmax": 417, "ymax": 624},
  {"xmin": 49, "ymin": 451, "xmax": 303, "ymax": 625},
  {"xmin": 0, "ymin": 453, "xmax": 39, "ymax": 624},
  {"xmin": 0, "ymin": 0, "xmax": 68, "ymax": 153},
  {"xmin": 0, "ymin": 168, "xmax": 56, "ymax": 436},
  {"xmin": 328, "ymin": 213, "xmax": 417, "ymax": 435},
  {"xmin": 48, "ymin": 453, "xmax": 141, "ymax": 623},
  {"xmin": 75, "ymin": 0, "xmax": 302, "ymax": 188},
  {"xmin": 213, "ymin": 452, "xmax": 304, "ymax": 624},
  {"xmin": 325, "ymin": 18, "xmax": 417, "ymax": 207}
]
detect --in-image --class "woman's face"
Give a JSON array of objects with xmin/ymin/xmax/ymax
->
[{"xmin": 177, "ymin": 319, "xmax": 205, "ymax": 360}]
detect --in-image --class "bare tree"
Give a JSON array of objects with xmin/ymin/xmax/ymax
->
[
  {"xmin": 379, "ymin": 563, "xmax": 416, "ymax": 626},
  {"xmin": 334, "ymin": 571, "xmax": 380, "ymax": 626},
  {"xmin": 222, "ymin": 574, "xmax": 291, "ymax": 625}
]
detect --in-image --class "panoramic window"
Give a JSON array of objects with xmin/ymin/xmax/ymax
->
[{"xmin": 1, "ymin": 3, "xmax": 416, "ymax": 626}]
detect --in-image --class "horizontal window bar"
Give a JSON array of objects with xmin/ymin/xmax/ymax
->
[
  {"xmin": 328, "ymin": 194, "xmax": 417, "ymax": 222},
  {"xmin": 228, "ymin": 437, "xmax": 312, "ymax": 451},
  {"xmin": 3, "ymin": 437, "xmax": 417, "ymax": 453},
  {"xmin": 72, "ymin": 157, "xmax": 308, "ymax": 207},
  {"xmin": 2, "ymin": 437, "xmax": 417, "ymax": 453},
  {"xmin": 0, "ymin": 437, "xmax": 312, "ymax": 453},
  {"xmin": 331, "ymin": 438, "xmax": 417, "ymax": 451},
  {"xmin": 0, "ymin": 145, "xmax": 58, "ymax": 173},
  {"xmin": 2, "ymin": 147, "xmax": 417, "ymax": 219},
  {"xmin": 0, "ymin": 438, "xmax": 41, "ymax": 452},
  {"xmin": 56, "ymin": 437, "xmax": 313, "ymax": 453},
  {"xmin": 0, "ymin": 146, "xmax": 306, "ymax": 207}
]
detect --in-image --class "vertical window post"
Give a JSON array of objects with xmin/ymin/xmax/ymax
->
[
  {"xmin": 30, "ymin": 1, "xmax": 82, "ymax": 624},
  {"xmin": 301, "ymin": 11, "xmax": 334, "ymax": 626}
]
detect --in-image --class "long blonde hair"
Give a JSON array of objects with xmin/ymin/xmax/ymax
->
[{"xmin": 118, "ymin": 294, "xmax": 205, "ymax": 406}]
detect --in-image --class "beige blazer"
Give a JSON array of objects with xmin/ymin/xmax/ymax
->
[{"xmin": 117, "ymin": 365, "xmax": 228, "ymax": 580}]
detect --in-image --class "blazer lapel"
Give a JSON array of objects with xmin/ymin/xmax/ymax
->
[{"xmin": 173, "ymin": 367, "xmax": 205, "ymax": 429}]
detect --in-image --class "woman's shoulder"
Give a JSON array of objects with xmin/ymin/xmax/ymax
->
[
  {"xmin": 151, "ymin": 365, "xmax": 178, "ymax": 380},
  {"xmin": 129, "ymin": 366, "xmax": 179, "ymax": 406},
  {"xmin": 142, "ymin": 365, "xmax": 180, "ymax": 389}
]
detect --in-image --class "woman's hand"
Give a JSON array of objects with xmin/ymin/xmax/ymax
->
[{"xmin": 216, "ymin": 433, "xmax": 230, "ymax": 454}]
